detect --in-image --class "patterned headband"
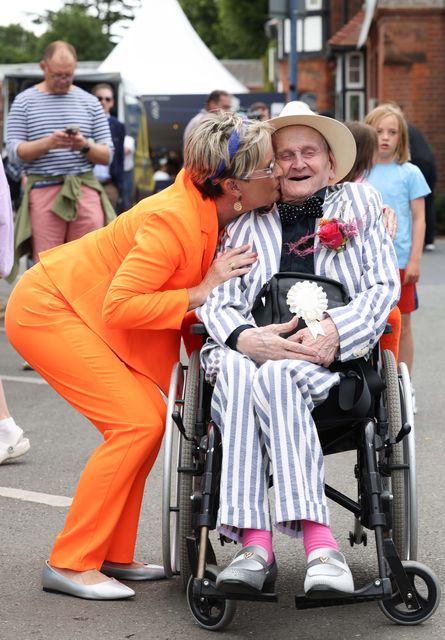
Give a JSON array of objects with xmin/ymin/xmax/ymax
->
[{"xmin": 210, "ymin": 128, "xmax": 241, "ymax": 181}]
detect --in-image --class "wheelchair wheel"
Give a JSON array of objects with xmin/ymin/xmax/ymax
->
[
  {"xmin": 378, "ymin": 561, "xmax": 441, "ymax": 625},
  {"xmin": 398, "ymin": 362, "xmax": 418, "ymax": 560},
  {"xmin": 187, "ymin": 566, "xmax": 237, "ymax": 631},
  {"xmin": 381, "ymin": 350, "xmax": 408, "ymax": 560},
  {"xmin": 162, "ymin": 361, "xmax": 185, "ymax": 577},
  {"xmin": 178, "ymin": 350, "xmax": 201, "ymax": 590}
]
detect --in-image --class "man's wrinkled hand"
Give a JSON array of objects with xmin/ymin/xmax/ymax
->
[
  {"xmin": 289, "ymin": 317, "xmax": 340, "ymax": 367},
  {"xmin": 236, "ymin": 317, "xmax": 319, "ymax": 364}
]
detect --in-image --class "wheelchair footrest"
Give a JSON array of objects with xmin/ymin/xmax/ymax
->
[
  {"xmin": 295, "ymin": 578, "xmax": 392, "ymax": 609},
  {"xmin": 195, "ymin": 578, "xmax": 278, "ymax": 603}
]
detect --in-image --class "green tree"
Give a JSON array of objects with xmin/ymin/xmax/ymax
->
[
  {"xmin": 218, "ymin": 0, "xmax": 268, "ymax": 59},
  {"xmin": 65, "ymin": 1, "xmax": 142, "ymax": 37},
  {"xmin": 178, "ymin": 0, "xmax": 223, "ymax": 58},
  {"xmin": 0, "ymin": 25, "xmax": 39, "ymax": 63},
  {"xmin": 37, "ymin": 6, "xmax": 114, "ymax": 60},
  {"xmin": 180, "ymin": 0, "xmax": 268, "ymax": 59}
]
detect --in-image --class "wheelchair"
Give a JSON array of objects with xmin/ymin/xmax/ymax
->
[{"xmin": 162, "ymin": 335, "xmax": 440, "ymax": 630}]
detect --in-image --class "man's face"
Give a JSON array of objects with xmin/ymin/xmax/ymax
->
[
  {"xmin": 94, "ymin": 88, "xmax": 114, "ymax": 114},
  {"xmin": 40, "ymin": 55, "xmax": 76, "ymax": 94},
  {"xmin": 273, "ymin": 125, "xmax": 336, "ymax": 203},
  {"xmin": 208, "ymin": 95, "xmax": 232, "ymax": 113}
]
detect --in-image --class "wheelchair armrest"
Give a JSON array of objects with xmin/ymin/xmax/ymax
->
[{"xmin": 191, "ymin": 323, "xmax": 208, "ymax": 336}]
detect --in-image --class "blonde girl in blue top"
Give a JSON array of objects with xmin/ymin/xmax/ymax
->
[{"xmin": 365, "ymin": 103, "xmax": 430, "ymax": 380}]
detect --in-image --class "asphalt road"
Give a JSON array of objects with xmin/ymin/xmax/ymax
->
[{"xmin": 1, "ymin": 242, "xmax": 444, "ymax": 640}]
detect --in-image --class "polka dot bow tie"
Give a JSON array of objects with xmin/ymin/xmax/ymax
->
[{"xmin": 277, "ymin": 196, "xmax": 324, "ymax": 226}]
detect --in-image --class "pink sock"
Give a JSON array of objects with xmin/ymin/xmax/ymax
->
[
  {"xmin": 242, "ymin": 528, "xmax": 273, "ymax": 564},
  {"xmin": 302, "ymin": 520, "xmax": 339, "ymax": 557}
]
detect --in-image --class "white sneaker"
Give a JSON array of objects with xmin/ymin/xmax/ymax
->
[
  {"xmin": 424, "ymin": 244, "xmax": 435, "ymax": 252},
  {"xmin": 0, "ymin": 434, "xmax": 31, "ymax": 464}
]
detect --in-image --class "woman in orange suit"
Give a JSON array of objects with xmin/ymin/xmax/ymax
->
[{"xmin": 5, "ymin": 112, "xmax": 282, "ymax": 600}]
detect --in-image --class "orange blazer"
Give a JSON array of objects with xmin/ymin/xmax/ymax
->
[{"xmin": 38, "ymin": 170, "xmax": 218, "ymax": 393}]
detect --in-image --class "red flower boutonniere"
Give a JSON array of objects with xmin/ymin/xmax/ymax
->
[
  {"xmin": 318, "ymin": 218, "xmax": 358, "ymax": 252},
  {"xmin": 287, "ymin": 217, "xmax": 358, "ymax": 257}
]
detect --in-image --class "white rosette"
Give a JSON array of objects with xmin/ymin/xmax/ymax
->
[{"xmin": 286, "ymin": 281, "xmax": 328, "ymax": 338}]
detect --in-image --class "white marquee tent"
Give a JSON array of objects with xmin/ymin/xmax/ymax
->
[{"xmin": 98, "ymin": 0, "xmax": 248, "ymax": 96}]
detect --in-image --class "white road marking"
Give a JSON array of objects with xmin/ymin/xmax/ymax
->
[
  {"xmin": 0, "ymin": 486, "xmax": 72, "ymax": 507},
  {"xmin": 0, "ymin": 374, "xmax": 47, "ymax": 385}
]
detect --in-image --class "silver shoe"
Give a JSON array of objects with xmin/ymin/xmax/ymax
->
[
  {"xmin": 216, "ymin": 544, "xmax": 277, "ymax": 594},
  {"xmin": 42, "ymin": 562, "xmax": 135, "ymax": 600},
  {"xmin": 101, "ymin": 561, "xmax": 165, "ymax": 581},
  {"xmin": 304, "ymin": 548, "xmax": 354, "ymax": 595}
]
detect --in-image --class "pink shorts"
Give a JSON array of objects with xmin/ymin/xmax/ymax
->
[{"xmin": 29, "ymin": 183, "xmax": 104, "ymax": 263}]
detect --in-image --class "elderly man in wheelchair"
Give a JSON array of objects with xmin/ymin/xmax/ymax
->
[
  {"xmin": 197, "ymin": 100, "xmax": 400, "ymax": 594},
  {"xmin": 163, "ymin": 102, "xmax": 440, "ymax": 629}
]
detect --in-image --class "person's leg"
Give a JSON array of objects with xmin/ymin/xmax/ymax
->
[
  {"xmin": 210, "ymin": 349, "xmax": 269, "ymax": 540},
  {"xmin": 399, "ymin": 312, "xmax": 414, "ymax": 374},
  {"xmin": 379, "ymin": 306, "xmax": 402, "ymax": 361},
  {"xmin": 5, "ymin": 265, "xmax": 166, "ymax": 573},
  {"xmin": 0, "ymin": 380, "xmax": 30, "ymax": 464},
  {"xmin": 252, "ymin": 359, "xmax": 339, "ymax": 534},
  {"xmin": 29, "ymin": 185, "xmax": 69, "ymax": 262},
  {"xmin": 66, "ymin": 185, "xmax": 105, "ymax": 243},
  {"xmin": 252, "ymin": 359, "xmax": 353, "ymax": 593}
]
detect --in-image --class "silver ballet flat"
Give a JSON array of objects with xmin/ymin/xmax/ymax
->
[
  {"xmin": 42, "ymin": 561, "xmax": 135, "ymax": 600},
  {"xmin": 216, "ymin": 544, "xmax": 277, "ymax": 594},
  {"xmin": 101, "ymin": 561, "xmax": 166, "ymax": 581}
]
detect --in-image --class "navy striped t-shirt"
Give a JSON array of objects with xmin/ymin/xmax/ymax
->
[{"xmin": 6, "ymin": 86, "xmax": 113, "ymax": 176}]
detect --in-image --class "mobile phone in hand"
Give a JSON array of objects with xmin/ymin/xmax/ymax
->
[{"xmin": 65, "ymin": 125, "xmax": 80, "ymax": 135}]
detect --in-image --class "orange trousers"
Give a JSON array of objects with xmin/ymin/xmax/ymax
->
[
  {"xmin": 5, "ymin": 265, "xmax": 166, "ymax": 571},
  {"xmin": 379, "ymin": 306, "xmax": 402, "ymax": 362}
]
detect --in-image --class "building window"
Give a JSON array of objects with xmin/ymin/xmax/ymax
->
[
  {"xmin": 345, "ymin": 52, "xmax": 364, "ymax": 89},
  {"xmin": 345, "ymin": 91, "xmax": 365, "ymax": 121},
  {"xmin": 305, "ymin": 0, "xmax": 322, "ymax": 10},
  {"xmin": 284, "ymin": 16, "xmax": 322, "ymax": 53}
]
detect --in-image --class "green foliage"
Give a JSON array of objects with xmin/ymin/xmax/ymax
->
[
  {"xmin": 179, "ymin": 0, "xmax": 268, "ymax": 59},
  {"xmin": 63, "ymin": 1, "xmax": 142, "ymax": 36},
  {"xmin": 178, "ymin": 0, "xmax": 223, "ymax": 57},
  {"xmin": 37, "ymin": 6, "xmax": 114, "ymax": 60},
  {"xmin": 0, "ymin": 25, "xmax": 39, "ymax": 63},
  {"xmin": 218, "ymin": 0, "xmax": 269, "ymax": 59}
]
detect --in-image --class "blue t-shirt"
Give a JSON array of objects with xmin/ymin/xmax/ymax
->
[{"xmin": 367, "ymin": 162, "xmax": 430, "ymax": 268}]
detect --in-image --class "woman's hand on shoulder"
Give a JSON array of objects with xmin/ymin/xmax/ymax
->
[
  {"xmin": 187, "ymin": 245, "xmax": 257, "ymax": 310},
  {"xmin": 382, "ymin": 204, "xmax": 397, "ymax": 240}
]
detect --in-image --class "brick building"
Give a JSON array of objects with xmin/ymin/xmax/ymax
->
[{"xmin": 272, "ymin": 0, "xmax": 445, "ymax": 194}]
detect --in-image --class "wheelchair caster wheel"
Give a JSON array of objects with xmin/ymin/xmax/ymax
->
[
  {"xmin": 187, "ymin": 566, "xmax": 237, "ymax": 631},
  {"xmin": 378, "ymin": 561, "xmax": 441, "ymax": 625}
]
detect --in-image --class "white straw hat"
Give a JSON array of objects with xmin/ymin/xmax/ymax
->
[{"xmin": 269, "ymin": 101, "xmax": 357, "ymax": 182}]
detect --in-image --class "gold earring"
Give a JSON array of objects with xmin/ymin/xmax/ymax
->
[{"xmin": 234, "ymin": 198, "xmax": 243, "ymax": 212}]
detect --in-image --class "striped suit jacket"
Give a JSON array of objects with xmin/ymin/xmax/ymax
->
[{"xmin": 198, "ymin": 181, "xmax": 400, "ymax": 365}]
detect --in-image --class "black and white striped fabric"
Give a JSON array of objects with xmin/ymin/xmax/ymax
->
[
  {"xmin": 6, "ymin": 86, "xmax": 113, "ymax": 176},
  {"xmin": 197, "ymin": 181, "xmax": 400, "ymax": 541}
]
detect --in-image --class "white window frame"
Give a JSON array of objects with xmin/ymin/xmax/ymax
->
[
  {"xmin": 345, "ymin": 91, "xmax": 365, "ymax": 121},
  {"xmin": 306, "ymin": 0, "xmax": 322, "ymax": 10},
  {"xmin": 345, "ymin": 51, "xmax": 364, "ymax": 89}
]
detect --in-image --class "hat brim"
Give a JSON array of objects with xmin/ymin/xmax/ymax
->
[{"xmin": 268, "ymin": 113, "xmax": 356, "ymax": 182}]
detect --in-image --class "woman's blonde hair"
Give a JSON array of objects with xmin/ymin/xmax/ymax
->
[
  {"xmin": 184, "ymin": 112, "xmax": 273, "ymax": 198},
  {"xmin": 364, "ymin": 103, "xmax": 410, "ymax": 164}
]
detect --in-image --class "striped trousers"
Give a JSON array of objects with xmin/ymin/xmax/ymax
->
[{"xmin": 202, "ymin": 347, "xmax": 341, "ymax": 542}]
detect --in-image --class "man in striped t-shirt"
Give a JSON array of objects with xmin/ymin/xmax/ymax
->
[{"xmin": 6, "ymin": 40, "xmax": 115, "ymax": 280}]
